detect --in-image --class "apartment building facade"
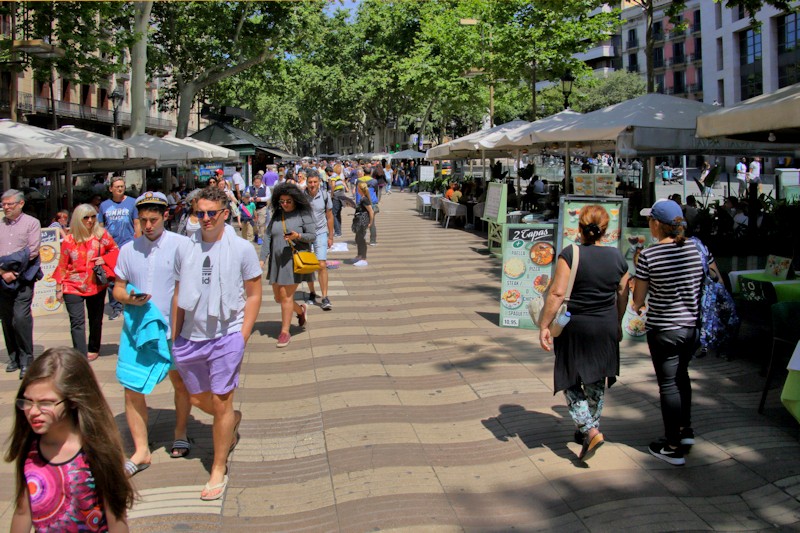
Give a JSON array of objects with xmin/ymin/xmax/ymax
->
[
  {"xmin": 0, "ymin": 15, "xmax": 203, "ymax": 137},
  {"xmin": 622, "ymin": 0, "xmax": 800, "ymax": 108}
]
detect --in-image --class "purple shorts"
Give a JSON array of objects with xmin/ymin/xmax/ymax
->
[{"xmin": 172, "ymin": 333, "xmax": 245, "ymax": 395}]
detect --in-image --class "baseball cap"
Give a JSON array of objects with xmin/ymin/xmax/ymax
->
[
  {"xmin": 640, "ymin": 199, "xmax": 685, "ymax": 226},
  {"xmin": 135, "ymin": 191, "xmax": 169, "ymax": 208},
  {"xmin": 215, "ymin": 168, "xmax": 224, "ymax": 175}
]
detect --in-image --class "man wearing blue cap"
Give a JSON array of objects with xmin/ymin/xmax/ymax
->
[{"xmin": 112, "ymin": 191, "xmax": 193, "ymax": 475}]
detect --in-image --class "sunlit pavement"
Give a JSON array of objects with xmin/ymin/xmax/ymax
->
[{"xmin": 1, "ymin": 191, "xmax": 798, "ymax": 532}]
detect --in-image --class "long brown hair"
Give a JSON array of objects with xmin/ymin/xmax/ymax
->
[{"xmin": 5, "ymin": 347, "xmax": 135, "ymax": 519}]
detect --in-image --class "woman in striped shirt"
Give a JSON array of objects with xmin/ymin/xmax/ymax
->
[{"xmin": 633, "ymin": 199, "xmax": 720, "ymax": 466}]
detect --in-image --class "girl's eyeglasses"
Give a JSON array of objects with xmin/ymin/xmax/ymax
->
[{"xmin": 16, "ymin": 398, "xmax": 66, "ymax": 412}]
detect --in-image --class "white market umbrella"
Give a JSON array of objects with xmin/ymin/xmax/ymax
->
[
  {"xmin": 57, "ymin": 126, "xmax": 158, "ymax": 171},
  {"xmin": 480, "ymin": 110, "xmax": 583, "ymax": 150},
  {"xmin": 126, "ymin": 134, "xmax": 237, "ymax": 168},
  {"xmin": 0, "ymin": 130, "xmax": 67, "ymax": 162},
  {"xmin": 389, "ymin": 149, "xmax": 428, "ymax": 160},
  {"xmin": 527, "ymin": 93, "xmax": 794, "ymax": 157},
  {"xmin": 696, "ymin": 82, "xmax": 800, "ymax": 145}
]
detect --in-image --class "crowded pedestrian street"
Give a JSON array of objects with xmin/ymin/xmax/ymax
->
[{"xmin": 2, "ymin": 191, "xmax": 799, "ymax": 532}]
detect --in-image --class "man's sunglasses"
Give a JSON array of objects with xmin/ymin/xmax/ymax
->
[{"xmin": 197, "ymin": 210, "xmax": 224, "ymax": 219}]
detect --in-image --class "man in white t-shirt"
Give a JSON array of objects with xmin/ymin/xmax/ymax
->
[
  {"xmin": 113, "ymin": 192, "xmax": 193, "ymax": 475},
  {"xmin": 748, "ymin": 157, "xmax": 762, "ymax": 195},
  {"xmin": 735, "ymin": 157, "xmax": 748, "ymax": 197},
  {"xmin": 230, "ymin": 164, "xmax": 245, "ymax": 201},
  {"xmin": 171, "ymin": 187, "xmax": 262, "ymax": 500}
]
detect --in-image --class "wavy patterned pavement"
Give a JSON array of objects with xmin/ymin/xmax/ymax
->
[{"xmin": 2, "ymin": 191, "xmax": 800, "ymax": 532}]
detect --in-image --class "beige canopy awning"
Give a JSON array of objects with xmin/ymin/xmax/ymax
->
[{"xmin": 696, "ymin": 82, "xmax": 800, "ymax": 144}]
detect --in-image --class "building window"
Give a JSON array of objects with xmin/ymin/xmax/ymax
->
[
  {"xmin": 693, "ymin": 10, "xmax": 701, "ymax": 32},
  {"xmin": 673, "ymin": 70, "xmax": 686, "ymax": 94},
  {"xmin": 61, "ymin": 80, "xmax": 71, "ymax": 102},
  {"xmin": 673, "ymin": 41, "xmax": 685, "ymax": 64},
  {"xmin": 715, "ymin": 2, "xmax": 722, "ymax": 30},
  {"xmin": 655, "ymin": 74, "xmax": 665, "ymax": 94},
  {"xmin": 778, "ymin": 12, "xmax": 797, "ymax": 54},
  {"xmin": 717, "ymin": 79, "xmax": 725, "ymax": 105},
  {"xmin": 739, "ymin": 29, "xmax": 763, "ymax": 99},
  {"xmin": 628, "ymin": 53, "xmax": 639, "ymax": 72},
  {"xmin": 736, "ymin": 5, "xmax": 747, "ymax": 22},
  {"xmin": 716, "ymin": 38, "xmax": 724, "ymax": 70},
  {"xmin": 694, "ymin": 37, "xmax": 702, "ymax": 60},
  {"xmin": 653, "ymin": 20, "xmax": 663, "ymax": 41},
  {"xmin": 653, "ymin": 46, "xmax": 664, "ymax": 68},
  {"xmin": 739, "ymin": 28, "xmax": 761, "ymax": 64},
  {"xmin": 778, "ymin": 13, "xmax": 800, "ymax": 88},
  {"xmin": 627, "ymin": 28, "xmax": 638, "ymax": 49}
]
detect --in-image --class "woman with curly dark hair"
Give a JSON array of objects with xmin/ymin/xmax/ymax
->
[{"xmin": 259, "ymin": 184, "xmax": 316, "ymax": 348}]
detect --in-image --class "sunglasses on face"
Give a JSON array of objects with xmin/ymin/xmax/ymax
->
[
  {"xmin": 83, "ymin": 214, "xmax": 97, "ymax": 221},
  {"xmin": 197, "ymin": 210, "xmax": 225, "ymax": 219},
  {"xmin": 279, "ymin": 199, "xmax": 294, "ymax": 205}
]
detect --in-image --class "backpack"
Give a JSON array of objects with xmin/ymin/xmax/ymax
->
[{"xmin": 693, "ymin": 238, "xmax": 739, "ymax": 350}]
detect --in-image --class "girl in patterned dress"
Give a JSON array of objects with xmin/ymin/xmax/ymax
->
[{"xmin": 5, "ymin": 347, "xmax": 134, "ymax": 532}]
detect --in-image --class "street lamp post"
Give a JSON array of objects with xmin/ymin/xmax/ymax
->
[
  {"xmin": 109, "ymin": 87, "xmax": 124, "ymax": 139},
  {"xmin": 460, "ymin": 17, "xmax": 495, "ymax": 127},
  {"xmin": 560, "ymin": 71, "xmax": 574, "ymax": 110}
]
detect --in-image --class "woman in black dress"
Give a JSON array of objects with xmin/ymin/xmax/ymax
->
[{"xmin": 539, "ymin": 205, "xmax": 629, "ymax": 461}]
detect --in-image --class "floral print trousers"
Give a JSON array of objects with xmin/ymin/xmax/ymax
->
[{"xmin": 564, "ymin": 379, "xmax": 605, "ymax": 434}]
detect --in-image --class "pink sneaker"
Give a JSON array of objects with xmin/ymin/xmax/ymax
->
[
  {"xmin": 297, "ymin": 304, "xmax": 307, "ymax": 328},
  {"xmin": 276, "ymin": 332, "xmax": 291, "ymax": 348}
]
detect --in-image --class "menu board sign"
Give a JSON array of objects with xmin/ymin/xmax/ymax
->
[
  {"xmin": 571, "ymin": 173, "xmax": 617, "ymax": 196},
  {"xmin": 499, "ymin": 223, "xmax": 557, "ymax": 329},
  {"xmin": 419, "ymin": 165, "xmax": 435, "ymax": 182},
  {"xmin": 32, "ymin": 228, "xmax": 64, "ymax": 317},
  {"xmin": 483, "ymin": 182, "xmax": 506, "ymax": 223},
  {"xmin": 557, "ymin": 196, "xmax": 626, "ymax": 255}
]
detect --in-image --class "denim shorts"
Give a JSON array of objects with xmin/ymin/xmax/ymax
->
[
  {"xmin": 172, "ymin": 333, "xmax": 245, "ymax": 395},
  {"xmin": 313, "ymin": 232, "xmax": 328, "ymax": 261}
]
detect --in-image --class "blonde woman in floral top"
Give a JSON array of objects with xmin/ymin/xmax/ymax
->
[{"xmin": 53, "ymin": 204, "xmax": 118, "ymax": 361}]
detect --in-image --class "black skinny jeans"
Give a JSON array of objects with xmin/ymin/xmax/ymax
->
[
  {"xmin": 63, "ymin": 290, "xmax": 106, "ymax": 355},
  {"xmin": 647, "ymin": 327, "xmax": 698, "ymax": 447},
  {"xmin": 355, "ymin": 226, "xmax": 368, "ymax": 259}
]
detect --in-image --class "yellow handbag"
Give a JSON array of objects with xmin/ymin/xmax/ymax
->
[{"xmin": 283, "ymin": 214, "xmax": 320, "ymax": 274}]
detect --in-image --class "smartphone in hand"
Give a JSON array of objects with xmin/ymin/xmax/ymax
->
[{"xmin": 130, "ymin": 293, "xmax": 149, "ymax": 300}]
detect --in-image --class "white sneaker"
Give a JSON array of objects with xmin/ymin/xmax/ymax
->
[{"xmin": 353, "ymin": 260, "xmax": 368, "ymax": 267}]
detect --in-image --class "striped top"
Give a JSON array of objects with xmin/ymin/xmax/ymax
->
[{"xmin": 635, "ymin": 239, "xmax": 710, "ymax": 331}]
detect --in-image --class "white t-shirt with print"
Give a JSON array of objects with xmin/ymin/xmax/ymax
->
[{"xmin": 175, "ymin": 236, "xmax": 261, "ymax": 341}]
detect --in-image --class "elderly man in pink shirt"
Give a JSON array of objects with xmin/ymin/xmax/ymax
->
[{"xmin": 0, "ymin": 189, "xmax": 42, "ymax": 379}]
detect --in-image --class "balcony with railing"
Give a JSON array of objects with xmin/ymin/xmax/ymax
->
[
  {"xmin": 688, "ymin": 82, "xmax": 703, "ymax": 93},
  {"xmin": 0, "ymin": 90, "xmax": 174, "ymax": 131},
  {"xmin": 627, "ymin": 64, "xmax": 639, "ymax": 73},
  {"xmin": 627, "ymin": 38, "xmax": 639, "ymax": 50},
  {"xmin": 654, "ymin": 57, "xmax": 665, "ymax": 69}
]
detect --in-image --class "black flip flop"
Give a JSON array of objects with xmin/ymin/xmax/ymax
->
[{"xmin": 169, "ymin": 438, "xmax": 192, "ymax": 459}]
